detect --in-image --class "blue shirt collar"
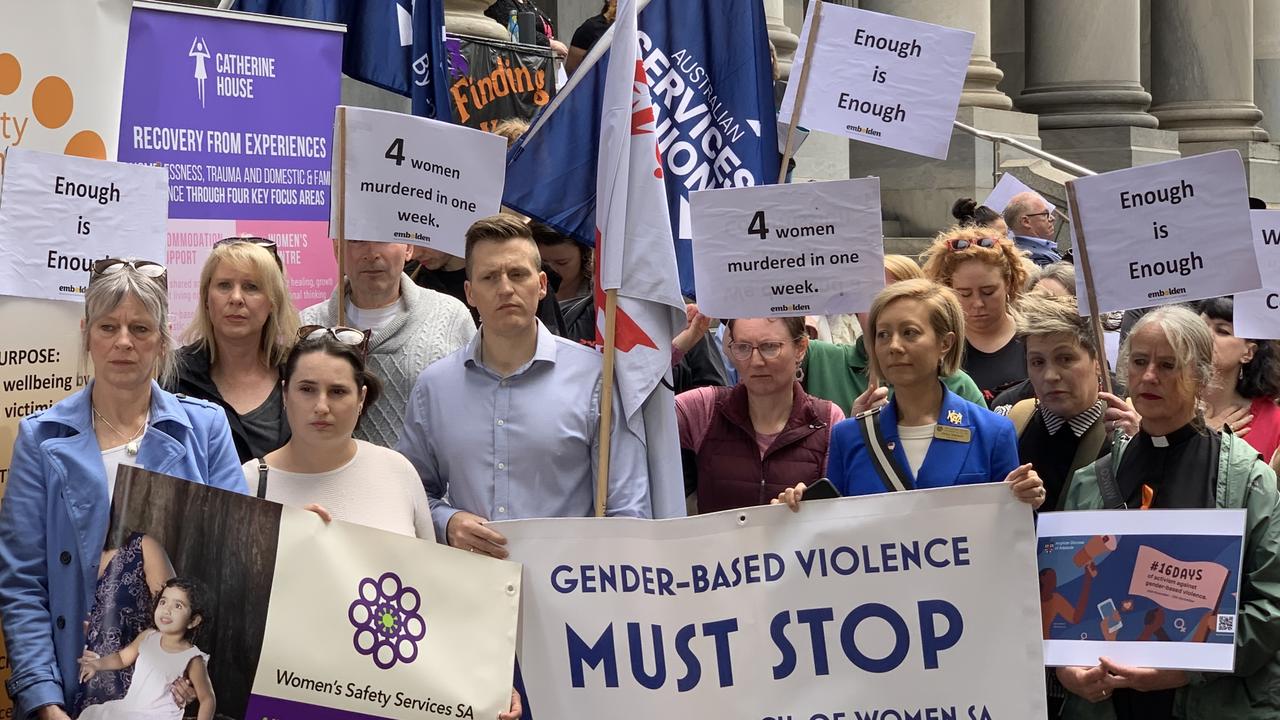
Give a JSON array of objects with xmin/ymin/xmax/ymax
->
[
  {"xmin": 464, "ymin": 319, "xmax": 558, "ymax": 376},
  {"xmin": 39, "ymin": 380, "xmax": 193, "ymax": 434},
  {"xmin": 1013, "ymin": 234, "xmax": 1059, "ymax": 255}
]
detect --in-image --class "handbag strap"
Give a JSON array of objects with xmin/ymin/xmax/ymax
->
[
  {"xmin": 256, "ymin": 458, "xmax": 269, "ymax": 499},
  {"xmin": 856, "ymin": 409, "xmax": 914, "ymax": 493}
]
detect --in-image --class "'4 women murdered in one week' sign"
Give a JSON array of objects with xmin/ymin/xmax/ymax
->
[
  {"xmin": 689, "ymin": 178, "xmax": 884, "ymax": 319},
  {"xmin": 1070, "ymin": 150, "xmax": 1260, "ymax": 315}
]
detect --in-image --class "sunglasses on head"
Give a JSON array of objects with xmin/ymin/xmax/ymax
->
[
  {"xmin": 88, "ymin": 258, "xmax": 168, "ymax": 290},
  {"xmin": 297, "ymin": 324, "xmax": 372, "ymax": 358},
  {"xmin": 946, "ymin": 236, "xmax": 1000, "ymax": 251},
  {"xmin": 214, "ymin": 235, "xmax": 283, "ymax": 269}
]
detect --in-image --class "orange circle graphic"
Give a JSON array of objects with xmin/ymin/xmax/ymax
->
[
  {"xmin": 64, "ymin": 131, "xmax": 107, "ymax": 159},
  {"xmin": 33, "ymin": 76, "xmax": 74, "ymax": 129},
  {"xmin": 0, "ymin": 54, "xmax": 20, "ymax": 95}
]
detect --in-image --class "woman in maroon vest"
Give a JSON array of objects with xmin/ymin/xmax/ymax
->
[{"xmin": 676, "ymin": 316, "xmax": 844, "ymax": 513}]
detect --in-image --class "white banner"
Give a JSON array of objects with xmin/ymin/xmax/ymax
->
[
  {"xmin": 1071, "ymin": 150, "xmax": 1259, "ymax": 314},
  {"xmin": 498, "ymin": 484, "xmax": 1047, "ymax": 719},
  {"xmin": 0, "ymin": 147, "xmax": 167, "ymax": 302},
  {"xmin": 690, "ymin": 178, "xmax": 884, "ymax": 317},
  {"xmin": 335, "ymin": 106, "xmax": 506, "ymax": 257},
  {"xmin": 778, "ymin": 3, "xmax": 974, "ymax": 160},
  {"xmin": 1229, "ymin": 210, "xmax": 1280, "ymax": 339}
]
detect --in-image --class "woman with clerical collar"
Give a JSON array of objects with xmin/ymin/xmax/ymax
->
[
  {"xmin": 1058, "ymin": 305, "xmax": 1280, "ymax": 720},
  {"xmin": 1002, "ymin": 294, "xmax": 1139, "ymax": 512}
]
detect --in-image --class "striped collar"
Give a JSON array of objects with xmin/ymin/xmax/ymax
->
[{"xmin": 1038, "ymin": 399, "xmax": 1104, "ymax": 437}]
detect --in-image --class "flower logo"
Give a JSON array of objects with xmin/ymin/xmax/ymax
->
[{"xmin": 348, "ymin": 571, "xmax": 426, "ymax": 669}]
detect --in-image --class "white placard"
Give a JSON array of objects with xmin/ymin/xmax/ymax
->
[
  {"xmin": 0, "ymin": 147, "xmax": 167, "ymax": 302},
  {"xmin": 690, "ymin": 178, "xmax": 883, "ymax": 317},
  {"xmin": 1229, "ymin": 211, "xmax": 1280, "ymax": 339},
  {"xmin": 1071, "ymin": 150, "xmax": 1258, "ymax": 314},
  {"xmin": 496, "ymin": 484, "xmax": 1047, "ymax": 719},
  {"xmin": 334, "ymin": 106, "xmax": 506, "ymax": 256},
  {"xmin": 778, "ymin": 3, "xmax": 974, "ymax": 160},
  {"xmin": 983, "ymin": 173, "xmax": 1055, "ymax": 215}
]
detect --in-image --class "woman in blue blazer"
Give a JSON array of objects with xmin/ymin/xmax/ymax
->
[
  {"xmin": 0, "ymin": 260, "xmax": 246, "ymax": 720},
  {"xmin": 777, "ymin": 278, "xmax": 1044, "ymax": 506}
]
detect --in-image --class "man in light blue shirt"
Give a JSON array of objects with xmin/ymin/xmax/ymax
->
[
  {"xmin": 396, "ymin": 215, "xmax": 652, "ymax": 557},
  {"xmin": 1003, "ymin": 190, "xmax": 1062, "ymax": 266}
]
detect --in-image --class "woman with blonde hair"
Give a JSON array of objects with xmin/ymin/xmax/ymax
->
[
  {"xmin": 803, "ymin": 255, "xmax": 985, "ymax": 415},
  {"xmin": 175, "ymin": 238, "xmax": 300, "ymax": 463},
  {"xmin": 778, "ymin": 279, "xmax": 1042, "ymax": 504},
  {"xmin": 921, "ymin": 226, "xmax": 1031, "ymax": 405}
]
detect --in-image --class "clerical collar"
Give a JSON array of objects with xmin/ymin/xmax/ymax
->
[
  {"xmin": 1038, "ymin": 400, "xmax": 1105, "ymax": 438},
  {"xmin": 1143, "ymin": 422, "xmax": 1198, "ymax": 448}
]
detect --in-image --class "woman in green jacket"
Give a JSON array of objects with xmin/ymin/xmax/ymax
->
[{"xmin": 1059, "ymin": 305, "xmax": 1280, "ymax": 720}]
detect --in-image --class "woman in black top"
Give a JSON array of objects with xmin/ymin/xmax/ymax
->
[
  {"xmin": 175, "ymin": 239, "xmax": 299, "ymax": 462},
  {"xmin": 921, "ymin": 225, "xmax": 1031, "ymax": 405},
  {"xmin": 566, "ymin": 1, "xmax": 616, "ymax": 74}
]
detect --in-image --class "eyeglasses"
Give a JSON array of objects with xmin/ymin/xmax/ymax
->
[
  {"xmin": 214, "ymin": 235, "xmax": 283, "ymax": 269},
  {"xmin": 88, "ymin": 258, "xmax": 168, "ymax": 290},
  {"xmin": 1025, "ymin": 211, "xmax": 1053, "ymax": 219},
  {"xmin": 726, "ymin": 339, "xmax": 799, "ymax": 361},
  {"xmin": 297, "ymin": 324, "xmax": 372, "ymax": 358},
  {"xmin": 946, "ymin": 236, "xmax": 1000, "ymax": 251}
]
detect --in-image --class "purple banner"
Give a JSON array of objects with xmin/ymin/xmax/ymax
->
[
  {"xmin": 117, "ymin": 7, "xmax": 341, "ymax": 221},
  {"xmin": 246, "ymin": 694, "xmax": 393, "ymax": 720}
]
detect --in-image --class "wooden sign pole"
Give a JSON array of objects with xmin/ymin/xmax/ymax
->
[
  {"xmin": 335, "ymin": 106, "xmax": 349, "ymax": 327},
  {"xmin": 595, "ymin": 289, "xmax": 619, "ymax": 517},
  {"xmin": 777, "ymin": 1, "xmax": 823, "ymax": 184},
  {"xmin": 1065, "ymin": 179, "xmax": 1112, "ymax": 394}
]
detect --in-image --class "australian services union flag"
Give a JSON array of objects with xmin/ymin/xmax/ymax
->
[{"xmin": 503, "ymin": 0, "xmax": 780, "ymax": 297}]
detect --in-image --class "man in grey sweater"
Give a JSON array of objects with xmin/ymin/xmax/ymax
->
[{"xmin": 300, "ymin": 240, "xmax": 475, "ymax": 448}]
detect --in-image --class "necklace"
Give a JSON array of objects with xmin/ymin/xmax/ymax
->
[{"xmin": 92, "ymin": 406, "xmax": 149, "ymax": 456}]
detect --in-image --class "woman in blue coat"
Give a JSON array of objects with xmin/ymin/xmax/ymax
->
[
  {"xmin": 777, "ymin": 278, "xmax": 1044, "ymax": 506},
  {"xmin": 0, "ymin": 260, "xmax": 246, "ymax": 720}
]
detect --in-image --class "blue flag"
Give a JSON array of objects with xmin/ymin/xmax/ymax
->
[
  {"xmin": 235, "ymin": 0, "xmax": 411, "ymax": 93},
  {"xmin": 409, "ymin": 0, "xmax": 454, "ymax": 121},
  {"xmin": 502, "ymin": 0, "xmax": 779, "ymax": 297}
]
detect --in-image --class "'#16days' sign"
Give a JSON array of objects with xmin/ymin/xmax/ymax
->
[
  {"xmin": 1071, "ymin": 150, "xmax": 1258, "ymax": 315},
  {"xmin": 690, "ymin": 178, "xmax": 884, "ymax": 319}
]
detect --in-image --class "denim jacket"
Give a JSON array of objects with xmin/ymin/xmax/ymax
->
[{"xmin": 0, "ymin": 382, "xmax": 246, "ymax": 717}]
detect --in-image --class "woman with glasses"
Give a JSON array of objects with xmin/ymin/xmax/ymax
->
[
  {"xmin": 0, "ymin": 259, "xmax": 245, "ymax": 720},
  {"xmin": 676, "ymin": 316, "xmax": 844, "ymax": 513},
  {"xmin": 921, "ymin": 226, "xmax": 1031, "ymax": 406},
  {"xmin": 775, "ymin": 279, "xmax": 1043, "ymax": 507},
  {"xmin": 175, "ymin": 238, "xmax": 300, "ymax": 463}
]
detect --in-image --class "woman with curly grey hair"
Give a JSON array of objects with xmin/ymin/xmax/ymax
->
[{"xmin": 1058, "ymin": 304, "xmax": 1280, "ymax": 719}]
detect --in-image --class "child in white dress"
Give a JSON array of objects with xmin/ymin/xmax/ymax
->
[{"xmin": 77, "ymin": 577, "xmax": 216, "ymax": 720}]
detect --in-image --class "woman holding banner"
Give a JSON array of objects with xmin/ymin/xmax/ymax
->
[
  {"xmin": 676, "ymin": 316, "xmax": 844, "ymax": 513},
  {"xmin": 775, "ymin": 279, "xmax": 1044, "ymax": 505},
  {"xmin": 1197, "ymin": 296, "xmax": 1280, "ymax": 463},
  {"xmin": 921, "ymin": 227, "xmax": 1031, "ymax": 406},
  {"xmin": 176, "ymin": 238, "xmax": 300, "ymax": 463},
  {"xmin": 247, "ymin": 328, "xmax": 522, "ymax": 718},
  {"xmin": 1058, "ymin": 305, "xmax": 1280, "ymax": 719},
  {"xmin": 0, "ymin": 259, "xmax": 246, "ymax": 720}
]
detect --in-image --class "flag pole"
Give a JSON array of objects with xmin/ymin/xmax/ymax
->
[
  {"xmin": 596, "ymin": 289, "xmax": 620, "ymax": 517},
  {"xmin": 1064, "ymin": 179, "xmax": 1112, "ymax": 394},
  {"xmin": 777, "ymin": 1, "xmax": 822, "ymax": 184},
  {"xmin": 335, "ymin": 106, "xmax": 348, "ymax": 327}
]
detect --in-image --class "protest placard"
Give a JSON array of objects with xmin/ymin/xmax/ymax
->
[
  {"xmin": 777, "ymin": 2, "xmax": 974, "ymax": 160},
  {"xmin": 1068, "ymin": 150, "xmax": 1258, "ymax": 315},
  {"xmin": 983, "ymin": 173, "xmax": 1054, "ymax": 215},
  {"xmin": 335, "ymin": 106, "xmax": 506, "ymax": 257},
  {"xmin": 1228, "ymin": 210, "xmax": 1280, "ymax": 339},
  {"xmin": 690, "ymin": 178, "xmax": 883, "ymax": 317},
  {"xmin": 98, "ymin": 467, "xmax": 519, "ymax": 720},
  {"xmin": 0, "ymin": 147, "xmax": 167, "ymax": 302},
  {"xmin": 117, "ymin": 3, "xmax": 344, "ymax": 333},
  {"xmin": 497, "ymin": 483, "xmax": 1047, "ymax": 719},
  {"xmin": 1037, "ymin": 509, "xmax": 1246, "ymax": 671}
]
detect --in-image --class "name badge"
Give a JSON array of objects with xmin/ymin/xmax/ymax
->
[{"xmin": 934, "ymin": 425, "xmax": 971, "ymax": 443}]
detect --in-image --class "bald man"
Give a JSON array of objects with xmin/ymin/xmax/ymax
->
[{"xmin": 1003, "ymin": 190, "xmax": 1061, "ymax": 266}]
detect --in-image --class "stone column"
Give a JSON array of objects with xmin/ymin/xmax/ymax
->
[
  {"xmin": 1149, "ymin": 0, "xmax": 1268, "ymax": 143},
  {"xmin": 1257, "ymin": 0, "xmax": 1280, "ymax": 139},
  {"xmin": 1016, "ymin": 0, "xmax": 1178, "ymax": 172},
  {"xmin": 1019, "ymin": 0, "xmax": 1154, "ymax": 129},
  {"xmin": 763, "ymin": 0, "xmax": 798, "ymax": 81},
  {"xmin": 444, "ymin": 0, "xmax": 508, "ymax": 41},
  {"xmin": 860, "ymin": 0, "xmax": 1012, "ymax": 110}
]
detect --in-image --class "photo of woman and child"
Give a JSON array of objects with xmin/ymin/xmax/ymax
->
[{"xmin": 76, "ymin": 577, "xmax": 215, "ymax": 720}]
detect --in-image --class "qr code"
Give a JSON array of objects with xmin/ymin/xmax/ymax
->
[{"xmin": 1217, "ymin": 614, "xmax": 1236, "ymax": 633}]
